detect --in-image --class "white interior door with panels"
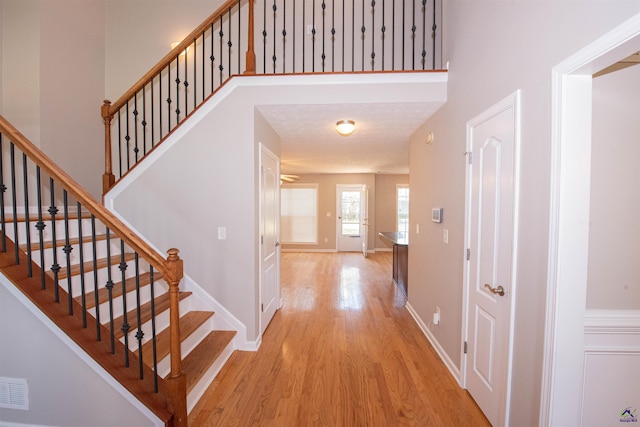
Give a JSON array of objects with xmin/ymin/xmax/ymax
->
[
  {"xmin": 259, "ymin": 144, "xmax": 280, "ymax": 335},
  {"xmin": 462, "ymin": 91, "xmax": 521, "ymax": 427}
]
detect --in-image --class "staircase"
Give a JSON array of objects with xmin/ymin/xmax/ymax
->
[
  {"xmin": 4, "ymin": 209, "xmax": 237, "ymax": 410},
  {"xmin": 0, "ymin": 116, "xmax": 236, "ymax": 426}
]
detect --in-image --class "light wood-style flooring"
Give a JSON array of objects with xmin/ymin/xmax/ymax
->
[{"xmin": 189, "ymin": 252, "xmax": 490, "ymax": 426}]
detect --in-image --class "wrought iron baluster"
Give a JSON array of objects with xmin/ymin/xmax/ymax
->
[
  {"xmin": 322, "ymin": 0, "xmax": 326, "ymax": 72},
  {"xmin": 35, "ymin": 167, "xmax": 46, "ymax": 289},
  {"xmin": 411, "ymin": 0, "xmax": 416, "ymax": 70},
  {"xmin": 282, "ymin": 0, "xmax": 287, "ymax": 73},
  {"xmin": 201, "ymin": 32, "xmax": 206, "ymax": 103},
  {"xmin": 303, "ymin": 0, "xmax": 306, "ymax": 72},
  {"xmin": 432, "ymin": 0, "xmax": 437, "ymax": 69},
  {"xmin": 142, "ymin": 87, "xmax": 147, "ymax": 156},
  {"xmin": 402, "ymin": 0, "xmax": 406, "ymax": 70},
  {"xmin": 381, "ymin": 0, "xmax": 386, "ymax": 70},
  {"xmin": 351, "ymin": 0, "xmax": 355, "ymax": 71},
  {"xmin": 342, "ymin": 0, "xmax": 345, "ymax": 71},
  {"xmin": 228, "ymin": 9, "xmax": 232, "ymax": 78},
  {"xmin": 371, "ymin": 0, "xmax": 376, "ymax": 70},
  {"xmin": 134, "ymin": 253, "xmax": 144, "ymax": 379},
  {"xmin": 214, "ymin": 22, "xmax": 216, "ymax": 93},
  {"xmin": 91, "ymin": 214, "xmax": 101, "ymax": 341},
  {"xmin": 272, "ymin": 0, "xmax": 277, "ymax": 72},
  {"xmin": 175, "ymin": 56, "xmax": 181, "ymax": 124},
  {"xmin": 158, "ymin": 73, "xmax": 163, "ymax": 140},
  {"xmin": 312, "ymin": 0, "xmax": 316, "ymax": 72},
  {"xmin": 238, "ymin": 0, "xmax": 241, "ymax": 74},
  {"xmin": 105, "ymin": 228, "xmax": 115, "ymax": 354},
  {"xmin": 392, "ymin": 0, "xmax": 396, "ymax": 70},
  {"xmin": 167, "ymin": 62, "xmax": 172, "ymax": 132},
  {"xmin": 262, "ymin": 0, "xmax": 267, "ymax": 73},
  {"xmin": 77, "ymin": 202, "xmax": 86, "ymax": 328},
  {"xmin": 133, "ymin": 95, "xmax": 139, "ymax": 163},
  {"xmin": 49, "ymin": 179, "xmax": 60, "ymax": 303},
  {"xmin": 361, "ymin": 0, "xmax": 365, "ymax": 70},
  {"xmin": 293, "ymin": 0, "xmax": 296, "ymax": 73},
  {"xmin": 125, "ymin": 102, "xmax": 131, "ymax": 171},
  {"xmin": 21, "ymin": 153, "xmax": 32, "ymax": 277},
  {"xmin": 220, "ymin": 15, "xmax": 225, "ymax": 83},
  {"xmin": 183, "ymin": 48, "xmax": 189, "ymax": 118},
  {"xmin": 331, "ymin": 0, "xmax": 336, "ymax": 72},
  {"xmin": 0, "ymin": 134, "xmax": 6, "ymax": 253},
  {"xmin": 62, "ymin": 191, "xmax": 73, "ymax": 315},
  {"xmin": 116, "ymin": 110, "xmax": 123, "ymax": 178},
  {"xmin": 149, "ymin": 266, "xmax": 159, "ymax": 392},
  {"xmin": 120, "ymin": 239, "xmax": 130, "ymax": 367},
  {"xmin": 421, "ymin": 0, "xmax": 426, "ymax": 69},
  {"xmin": 9, "ymin": 143, "xmax": 19, "ymax": 264}
]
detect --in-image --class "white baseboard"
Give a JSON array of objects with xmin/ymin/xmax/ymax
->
[
  {"xmin": 281, "ymin": 248, "xmax": 338, "ymax": 253},
  {"xmin": 405, "ymin": 302, "xmax": 461, "ymax": 382}
]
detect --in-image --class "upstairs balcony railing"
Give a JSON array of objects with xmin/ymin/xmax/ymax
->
[{"xmin": 102, "ymin": 0, "xmax": 442, "ymax": 192}]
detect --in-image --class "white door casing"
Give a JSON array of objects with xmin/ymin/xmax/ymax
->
[
  {"xmin": 462, "ymin": 91, "xmax": 521, "ymax": 427},
  {"xmin": 540, "ymin": 14, "xmax": 640, "ymax": 426},
  {"xmin": 362, "ymin": 185, "xmax": 369, "ymax": 258},
  {"xmin": 259, "ymin": 144, "xmax": 280, "ymax": 335},
  {"xmin": 336, "ymin": 184, "xmax": 366, "ymax": 252}
]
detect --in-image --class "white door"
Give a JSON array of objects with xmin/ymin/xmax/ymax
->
[
  {"xmin": 463, "ymin": 92, "xmax": 520, "ymax": 427},
  {"xmin": 260, "ymin": 145, "xmax": 280, "ymax": 335},
  {"xmin": 361, "ymin": 185, "xmax": 369, "ymax": 258},
  {"xmin": 336, "ymin": 185, "xmax": 365, "ymax": 252}
]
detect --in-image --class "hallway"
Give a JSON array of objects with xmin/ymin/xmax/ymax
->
[{"xmin": 189, "ymin": 252, "xmax": 489, "ymax": 426}]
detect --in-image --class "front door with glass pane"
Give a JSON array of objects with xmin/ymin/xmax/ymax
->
[{"xmin": 337, "ymin": 185, "xmax": 366, "ymax": 252}]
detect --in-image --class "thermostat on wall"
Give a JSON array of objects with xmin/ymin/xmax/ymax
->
[{"xmin": 432, "ymin": 208, "xmax": 443, "ymax": 223}]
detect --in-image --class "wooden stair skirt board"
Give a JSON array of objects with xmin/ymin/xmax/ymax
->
[{"xmin": 1, "ymin": 212, "xmax": 237, "ymax": 416}]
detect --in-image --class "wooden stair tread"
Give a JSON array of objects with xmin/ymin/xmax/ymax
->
[
  {"xmin": 112, "ymin": 291, "xmax": 192, "ymax": 339},
  {"xmin": 20, "ymin": 234, "xmax": 108, "ymax": 252},
  {"xmin": 137, "ymin": 311, "xmax": 215, "ymax": 367},
  {"xmin": 76, "ymin": 271, "xmax": 163, "ymax": 309},
  {"xmin": 48, "ymin": 253, "xmax": 135, "ymax": 280},
  {"xmin": 179, "ymin": 330, "xmax": 237, "ymax": 393}
]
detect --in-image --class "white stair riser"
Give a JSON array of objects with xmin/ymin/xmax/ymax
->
[
  {"xmin": 90, "ymin": 281, "xmax": 170, "ymax": 322},
  {"xmin": 2, "ymin": 217, "xmax": 107, "ymax": 245}
]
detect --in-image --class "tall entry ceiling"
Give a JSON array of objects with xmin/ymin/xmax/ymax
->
[{"xmin": 251, "ymin": 72, "xmax": 448, "ymax": 176}]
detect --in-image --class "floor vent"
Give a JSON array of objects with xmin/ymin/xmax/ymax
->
[{"xmin": 0, "ymin": 376, "xmax": 29, "ymax": 410}]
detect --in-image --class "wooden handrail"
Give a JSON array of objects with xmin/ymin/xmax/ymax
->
[
  {"xmin": 104, "ymin": 0, "xmax": 246, "ymax": 118},
  {"xmin": 0, "ymin": 115, "xmax": 168, "ymax": 275}
]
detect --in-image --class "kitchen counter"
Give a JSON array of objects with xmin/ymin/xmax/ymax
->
[{"xmin": 379, "ymin": 232, "xmax": 408, "ymax": 296}]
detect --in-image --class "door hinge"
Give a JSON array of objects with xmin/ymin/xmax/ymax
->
[
  {"xmin": 464, "ymin": 341, "xmax": 468, "ymax": 354},
  {"xmin": 466, "ymin": 248, "xmax": 471, "ymax": 261},
  {"xmin": 261, "ymin": 235, "xmax": 264, "ymax": 244},
  {"xmin": 261, "ymin": 303, "xmax": 264, "ymax": 312}
]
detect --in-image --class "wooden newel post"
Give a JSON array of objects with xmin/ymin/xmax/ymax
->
[
  {"xmin": 164, "ymin": 248, "xmax": 187, "ymax": 427},
  {"xmin": 101, "ymin": 100, "xmax": 116, "ymax": 194},
  {"xmin": 244, "ymin": 0, "xmax": 256, "ymax": 74}
]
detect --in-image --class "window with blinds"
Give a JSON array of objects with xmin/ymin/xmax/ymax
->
[{"xmin": 281, "ymin": 184, "xmax": 318, "ymax": 244}]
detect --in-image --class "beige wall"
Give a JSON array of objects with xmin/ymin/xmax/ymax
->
[
  {"xmin": 587, "ymin": 65, "xmax": 640, "ymax": 309},
  {"xmin": 1, "ymin": 0, "xmax": 106, "ymax": 198},
  {"xmin": 408, "ymin": 1, "xmax": 639, "ymax": 425}
]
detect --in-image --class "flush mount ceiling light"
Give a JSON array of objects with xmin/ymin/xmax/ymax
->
[{"xmin": 336, "ymin": 119, "xmax": 355, "ymax": 136}]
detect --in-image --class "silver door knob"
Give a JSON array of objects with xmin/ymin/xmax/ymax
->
[{"xmin": 484, "ymin": 284, "xmax": 505, "ymax": 297}]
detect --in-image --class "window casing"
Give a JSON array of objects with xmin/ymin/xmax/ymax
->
[
  {"xmin": 281, "ymin": 184, "xmax": 318, "ymax": 244},
  {"xmin": 397, "ymin": 185, "xmax": 409, "ymax": 234}
]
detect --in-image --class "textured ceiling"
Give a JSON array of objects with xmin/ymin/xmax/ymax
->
[{"xmin": 257, "ymin": 101, "xmax": 442, "ymax": 175}]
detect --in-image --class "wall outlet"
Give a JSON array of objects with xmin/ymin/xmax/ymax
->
[
  {"xmin": 433, "ymin": 307, "xmax": 441, "ymax": 325},
  {"xmin": 416, "ymin": 223, "xmax": 420, "ymax": 234},
  {"xmin": 217, "ymin": 227, "xmax": 227, "ymax": 240},
  {"xmin": 324, "ymin": 237, "xmax": 328, "ymax": 243},
  {"xmin": 443, "ymin": 229, "xmax": 448, "ymax": 244}
]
